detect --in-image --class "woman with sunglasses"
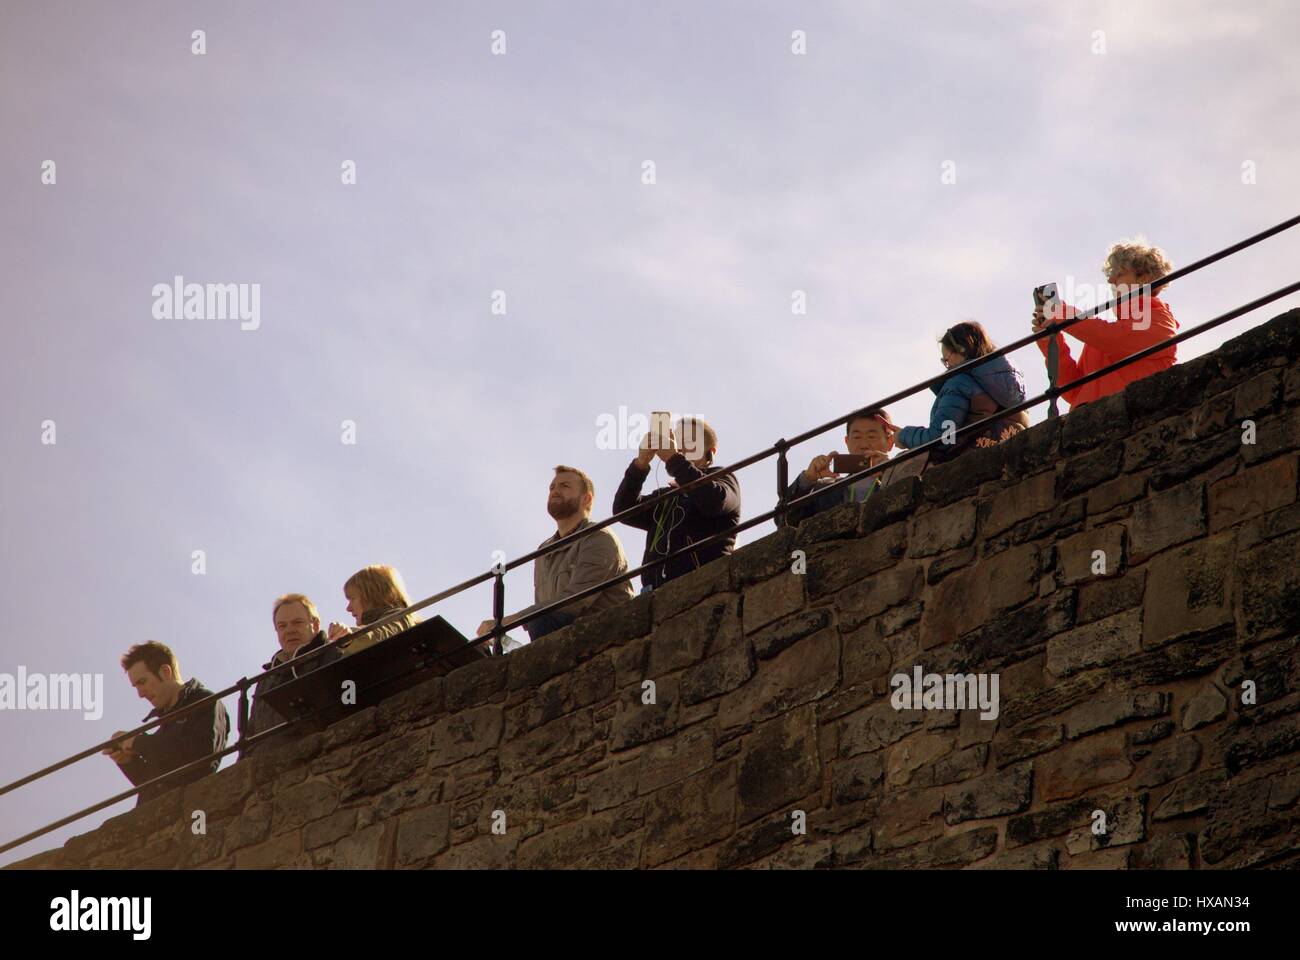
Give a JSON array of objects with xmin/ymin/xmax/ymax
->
[{"xmin": 882, "ymin": 321, "xmax": 1028, "ymax": 464}]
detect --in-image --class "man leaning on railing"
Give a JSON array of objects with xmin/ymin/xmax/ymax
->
[
  {"xmin": 1031, "ymin": 238, "xmax": 1180, "ymax": 409},
  {"xmin": 779, "ymin": 407, "xmax": 920, "ymax": 527},
  {"xmin": 477, "ymin": 464, "xmax": 634, "ymax": 648},
  {"xmin": 102, "ymin": 641, "xmax": 229, "ymax": 806},
  {"xmin": 241, "ymin": 592, "xmax": 327, "ymax": 758}
]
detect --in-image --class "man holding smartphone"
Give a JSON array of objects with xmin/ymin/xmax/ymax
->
[
  {"xmin": 613, "ymin": 415, "xmax": 741, "ymax": 592},
  {"xmin": 778, "ymin": 407, "xmax": 915, "ymax": 528}
]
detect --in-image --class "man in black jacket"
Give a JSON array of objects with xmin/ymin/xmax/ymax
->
[
  {"xmin": 104, "ymin": 641, "xmax": 229, "ymax": 806},
  {"xmin": 241, "ymin": 593, "xmax": 328, "ymax": 759},
  {"xmin": 613, "ymin": 416, "xmax": 741, "ymax": 591}
]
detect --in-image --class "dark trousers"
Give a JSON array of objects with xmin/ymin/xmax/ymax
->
[{"xmin": 524, "ymin": 610, "xmax": 576, "ymax": 642}]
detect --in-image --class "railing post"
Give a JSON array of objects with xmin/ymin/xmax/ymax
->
[
  {"xmin": 236, "ymin": 678, "xmax": 250, "ymax": 742},
  {"xmin": 775, "ymin": 439, "xmax": 789, "ymax": 511},
  {"xmin": 1046, "ymin": 328, "xmax": 1060, "ymax": 419},
  {"xmin": 491, "ymin": 569, "xmax": 505, "ymax": 657}
]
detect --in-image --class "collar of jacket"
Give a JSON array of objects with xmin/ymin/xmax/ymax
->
[
  {"xmin": 142, "ymin": 676, "xmax": 208, "ymax": 722},
  {"xmin": 264, "ymin": 631, "xmax": 327, "ymax": 671},
  {"xmin": 542, "ymin": 516, "xmax": 594, "ymax": 547},
  {"xmin": 360, "ymin": 605, "xmax": 405, "ymax": 626}
]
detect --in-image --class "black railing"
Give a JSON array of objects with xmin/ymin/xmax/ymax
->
[{"xmin": 3, "ymin": 212, "xmax": 1298, "ymax": 860}]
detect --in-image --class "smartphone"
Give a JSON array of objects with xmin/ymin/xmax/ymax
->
[
  {"xmin": 830, "ymin": 453, "xmax": 870, "ymax": 474},
  {"xmin": 1033, "ymin": 282, "xmax": 1059, "ymax": 310},
  {"xmin": 649, "ymin": 411, "xmax": 672, "ymax": 448}
]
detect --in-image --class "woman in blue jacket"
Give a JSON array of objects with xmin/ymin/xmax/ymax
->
[{"xmin": 887, "ymin": 322, "xmax": 1028, "ymax": 463}]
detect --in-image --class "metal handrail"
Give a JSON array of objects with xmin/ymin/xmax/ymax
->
[{"xmin": 3, "ymin": 212, "xmax": 1298, "ymax": 859}]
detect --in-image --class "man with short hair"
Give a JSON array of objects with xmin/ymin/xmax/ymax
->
[
  {"xmin": 477, "ymin": 465, "xmax": 634, "ymax": 645},
  {"xmin": 241, "ymin": 593, "xmax": 328, "ymax": 758},
  {"xmin": 779, "ymin": 407, "xmax": 921, "ymax": 527},
  {"xmin": 103, "ymin": 642, "xmax": 229, "ymax": 805},
  {"xmin": 613, "ymin": 416, "xmax": 742, "ymax": 591}
]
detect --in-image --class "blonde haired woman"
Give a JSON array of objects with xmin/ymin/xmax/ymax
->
[
  {"xmin": 325, "ymin": 565, "xmax": 419, "ymax": 655},
  {"xmin": 1031, "ymin": 237, "xmax": 1179, "ymax": 409}
]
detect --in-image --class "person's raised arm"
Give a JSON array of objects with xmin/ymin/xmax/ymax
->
[
  {"xmin": 665, "ymin": 455, "xmax": 740, "ymax": 518},
  {"xmin": 897, "ymin": 379, "xmax": 974, "ymax": 449},
  {"xmin": 612, "ymin": 433, "xmax": 658, "ymax": 531}
]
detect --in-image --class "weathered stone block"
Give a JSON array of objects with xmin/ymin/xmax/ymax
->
[
  {"xmin": 651, "ymin": 561, "xmax": 730, "ymax": 622},
  {"xmin": 1129, "ymin": 478, "xmax": 1206, "ymax": 562},
  {"xmin": 1233, "ymin": 368, "xmax": 1283, "ymax": 421},
  {"xmin": 681, "ymin": 643, "xmax": 755, "ymax": 707},
  {"xmin": 395, "ymin": 805, "xmax": 451, "ymax": 865},
  {"xmin": 718, "ymin": 628, "xmax": 837, "ymax": 729},
  {"xmin": 234, "ymin": 830, "xmax": 302, "ymax": 869},
  {"xmin": 1046, "ymin": 608, "xmax": 1142, "ymax": 677},
  {"xmin": 272, "ymin": 778, "xmax": 339, "ymax": 832},
  {"xmin": 610, "ymin": 678, "xmax": 678, "ymax": 752},
  {"xmin": 1062, "ymin": 391, "xmax": 1131, "ymax": 453},
  {"xmin": 1037, "ymin": 732, "xmax": 1133, "ymax": 801},
  {"xmin": 978, "ymin": 471, "xmax": 1055, "ymax": 539},
  {"xmin": 648, "ymin": 596, "xmax": 740, "ymax": 675},
  {"xmin": 1062, "ymin": 691, "xmax": 1168, "ymax": 740},
  {"xmin": 429, "ymin": 705, "xmax": 503, "ymax": 767},
  {"xmin": 637, "ymin": 724, "xmax": 715, "ymax": 795},
  {"xmin": 443, "ymin": 655, "xmax": 507, "ymax": 712},
  {"xmin": 805, "ymin": 523, "xmax": 908, "ymax": 599},
  {"xmin": 1235, "ymin": 530, "xmax": 1300, "ymax": 639},
  {"xmin": 742, "ymin": 572, "xmax": 805, "ymax": 634},
  {"xmin": 943, "ymin": 762, "xmax": 1032, "ymax": 824},
  {"xmin": 1057, "ymin": 525, "xmax": 1125, "ymax": 584},
  {"xmin": 750, "ymin": 607, "xmax": 830, "ymax": 660},
  {"xmin": 835, "ymin": 562, "xmax": 923, "ymax": 631},
  {"xmin": 1075, "ymin": 571, "xmax": 1145, "ymax": 625},
  {"xmin": 1208, "ymin": 455, "xmax": 1297, "ymax": 532},
  {"xmin": 1142, "ymin": 533, "xmax": 1236, "ymax": 647},
  {"xmin": 1134, "ymin": 736, "xmax": 1201, "ymax": 789},
  {"xmin": 736, "ymin": 707, "xmax": 820, "ymax": 823},
  {"xmin": 909, "ymin": 500, "xmax": 977, "ymax": 558},
  {"xmin": 832, "ymin": 752, "xmax": 885, "ymax": 804},
  {"xmin": 1183, "ymin": 684, "xmax": 1228, "ymax": 730},
  {"xmin": 642, "ymin": 763, "xmax": 736, "ymax": 867},
  {"xmin": 1057, "ymin": 443, "xmax": 1123, "ymax": 498}
]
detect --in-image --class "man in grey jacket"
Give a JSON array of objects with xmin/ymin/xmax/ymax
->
[{"xmin": 477, "ymin": 465, "xmax": 634, "ymax": 646}]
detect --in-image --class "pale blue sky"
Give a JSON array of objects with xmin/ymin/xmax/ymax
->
[{"xmin": 2, "ymin": 0, "xmax": 1298, "ymax": 863}]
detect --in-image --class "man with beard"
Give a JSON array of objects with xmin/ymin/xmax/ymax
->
[
  {"xmin": 477, "ymin": 465, "xmax": 634, "ymax": 645},
  {"xmin": 241, "ymin": 593, "xmax": 328, "ymax": 758}
]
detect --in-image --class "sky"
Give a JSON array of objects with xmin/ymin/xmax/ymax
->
[{"xmin": 2, "ymin": 0, "xmax": 1298, "ymax": 864}]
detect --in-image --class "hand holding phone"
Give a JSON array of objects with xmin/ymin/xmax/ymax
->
[
  {"xmin": 649, "ymin": 411, "xmax": 673, "ymax": 449},
  {"xmin": 1033, "ymin": 282, "xmax": 1061, "ymax": 329},
  {"xmin": 829, "ymin": 453, "xmax": 868, "ymax": 474},
  {"xmin": 804, "ymin": 452, "xmax": 836, "ymax": 482}
]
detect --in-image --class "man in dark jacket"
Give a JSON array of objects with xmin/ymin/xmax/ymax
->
[
  {"xmin": 241, "ymin": 593, "xmax": 328, "ymax": 759},
  {"xmin": 104, "ymin": 641, "xmax": 229, "ymax": 806},
  {"xmin": 613, "ymin": 416, "xmax": 741, "ymax": 591}
]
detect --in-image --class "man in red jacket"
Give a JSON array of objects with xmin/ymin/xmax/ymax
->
[{"xmin": 1033, "ymin": 239, "xmax": 1179, "ymax": 408}]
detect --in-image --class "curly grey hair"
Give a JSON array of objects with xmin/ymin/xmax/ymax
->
[{"xmin": 1103, "ymin": 237, "xmax": 1173, "ymax": 284}]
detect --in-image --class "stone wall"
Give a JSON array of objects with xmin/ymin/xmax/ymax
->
[{"xmin": 12, "ymin": 308, "xmax": 1300, "ymax": 870}]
